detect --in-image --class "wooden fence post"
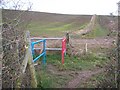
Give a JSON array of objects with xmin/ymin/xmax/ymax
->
[
  {"xmin": 66, "ymin": 32, "xmax": 69, "ymax": 45},
  {"xmin": 16, "ymin": 31, "xmax": 37, "ymax": 88},
  {"xmin": 66, "ymin": 32, "xmax": 70, "ymax": 52},
  {"xmin": 26, "ymin": 31, "xmax": 38, "ymax": 87},
  {"xmin": 85, "ymin": 43, "xmax": 88, "ymax": 53},
  {"xmin": 65, "ymin": 32, "xmax": 73, "ymax": 57}
]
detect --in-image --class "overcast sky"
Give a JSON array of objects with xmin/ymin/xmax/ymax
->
[
  {"xmin": 29, "ymin": 0, "xmax": 119, "ymax": 15},
  {"xmin": 2, "ymin": 0, "xmax": 120, "ymax": 15}
]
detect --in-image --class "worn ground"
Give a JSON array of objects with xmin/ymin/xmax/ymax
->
[{"xmin": 47, "ymin": 64, "xmax": 105, "ymax": 88}]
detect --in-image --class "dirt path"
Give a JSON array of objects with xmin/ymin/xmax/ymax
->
[
  {"xmin": 44, "ymin": 64, "xmax": 105, "ymax": 88},
  {"xmin": 65, "ymin": 69, "xmax": 104, "ymax": 88},
  {"xmin": 46, "ymin": 64, "xmax": 78, "ymax": 76}
]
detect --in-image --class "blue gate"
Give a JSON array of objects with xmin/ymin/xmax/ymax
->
[{"xmin": 31, "ymin": 39, "xmax": 46, "ymax": 64}]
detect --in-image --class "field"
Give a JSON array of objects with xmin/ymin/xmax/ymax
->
[
  {"xmin": 26, "ymin": 11, "xmax": 118, "ymax": 88},
  {"xmin": 26, "ymin": 11, "xmax": 117, "ymax": 88}
]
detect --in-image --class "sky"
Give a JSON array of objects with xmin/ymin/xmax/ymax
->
[
  {"xmin": 30, "ymin": 0, "xmax": 119, "ymax": 15},
  {"xmin": 2, "ymin": 0, "xmax": 120, "ymax": 15}
]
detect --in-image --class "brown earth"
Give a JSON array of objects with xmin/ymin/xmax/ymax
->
[
  {"xmin": 65, "ymin": 69, "xmax": 105, "ymax": 88},
  {"xmin": 36, "ymin": 63, "xmax": 105, "ymax": 88}
]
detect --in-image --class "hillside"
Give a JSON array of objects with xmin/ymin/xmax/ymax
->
[
  {"xmin": 2, "ymin": 9, "xmax": 117, "ymax": 37},
  {"xmin": 2, "ymin": 9, "xmax": 118, "ymax": 88},
  {"xmin": 27, "ymin": 11, "xmax": 92, "ymax": 37}
]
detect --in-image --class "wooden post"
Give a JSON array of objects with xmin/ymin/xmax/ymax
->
[
  {"xmin": 65, "ymin": 32, "xmax": 73, "ymax": 57},
  {"xmin": 16, "ymin": 31, "xmax": 37, "ymax": 88},
  {"xmin": 66, "ymin": 32, "xmax": 69, "ymax": 44},
  {"xmin": 27, "ymin": 31, "xmax": 38, "ymax": 87},
  {"xmin": 66, "ymin": 32, "xmax": 69, "ymax": 52},
  {"xmin": 85, "ymin": 43, "xmax": 88, "ymax": 53}
]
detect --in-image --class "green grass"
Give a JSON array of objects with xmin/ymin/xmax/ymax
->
[
  {"xmin": 79, "ymin": 70, "xmax": 116, "ymax": 88},
  {"xmin": 28, "ymin": 21, "xmax": 87, "ymax": 37},
  {"xmin": 79, "ymin": 23, "xmax": 88, "ymax": 29},
  {"xmin": 39, "ymin": 70, "xmax": 72, "ymax": 88},
  {"xmin": 82, "ymin": 23, "xmax": 109, "ymax": 38},
  {"xmin": 35, "ymin": 52, "xmax": 109, "ymax": 88},
  {"xmin": 46, "ymin": 53, "xmax": 109, "ymax": 71},
  {"xmin": 37, "ymin": 70, "xmax": 55, "ymax": 88},
  {"xmin": 36, "ymin": 52, "xmax": 109, "ymax": 88},
  {"xmin": 78, "ymin": 72, "xmax": 106, "ymax": 88},
  {"xmin": 36, "ymin": 66, "xmax": 72, "ymax": 88}
]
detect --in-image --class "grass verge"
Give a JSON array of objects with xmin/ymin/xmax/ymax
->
[
  {"xmin": 78, "ymin": 72, "xmax": 106, "ymax": 88},
  {"xmin": 46, "ymin": 53, "xmax": 109, "ymax": 71},
  {"xmin": 81, "ymin": 23, "xmax": 109, "ymax": 39}
]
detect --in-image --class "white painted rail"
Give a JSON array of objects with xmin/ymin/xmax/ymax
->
[
  {"xmin": 31, "ymin": 37, "xmax": 63, "ymax": 40},
  {"xmin": 34, "ymin": 48, "xmax": 62, "ymax": 51}
]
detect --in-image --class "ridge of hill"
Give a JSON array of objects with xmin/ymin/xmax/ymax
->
[{"xmin": 2, "ymin": 9, "xmax": 118, "ymax": 37}]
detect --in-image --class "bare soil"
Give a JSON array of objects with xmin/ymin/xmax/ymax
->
[
  {"xmin": 37, "ymin": 63, "xmax": 105, "ymax": 88},
  {"xmin": 65, "ymin": 69, "xmax": 105, "ymax": 88}
]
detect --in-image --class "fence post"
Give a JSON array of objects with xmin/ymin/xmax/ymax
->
[
  {"xmin": 66, "ymin": 32, "xmax": 69, "ymax": 53},
  {"xmin": 15, "ymin": 31, "xmax": 37, "ymax": 88},
  {"xmin": 42, "ymin": 39, "xmax": 46, "ymax": 65},
  {"xmin": 31, "ymin": 42, "xmax": 34, "ymax": 55},
  {"xmin": 66, "ymin": 32, "xmax": 69, "ymax": 45},
  {"xmin": 65, "ymin": 32, "xmax": 73, "ymax": 57},
  {"xmin": 62, "ymin": 39, "xmax": 64, "ymax": 64},
  {"xmin": 26, "ymin": 31, "xmax": 38, "ymax": 87},
  {"xmin": 61, "ymin": 38, "xmax": 66, "ymax": 64},
  {"xmin": 85, "ymin": 43, "xmax": 88, "ymax": 53}
]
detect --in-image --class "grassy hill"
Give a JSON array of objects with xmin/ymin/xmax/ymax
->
[
  {"xmin": 2, "ymin": 9, "xmax": 117, "ymax": 88},
  {"xmin": 27, "ymin": 11, "xmax": 92, "ymax": 37},
  {"xmin": 2, "ymin": 9, "xmax": 117, "ymax": 37}
]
